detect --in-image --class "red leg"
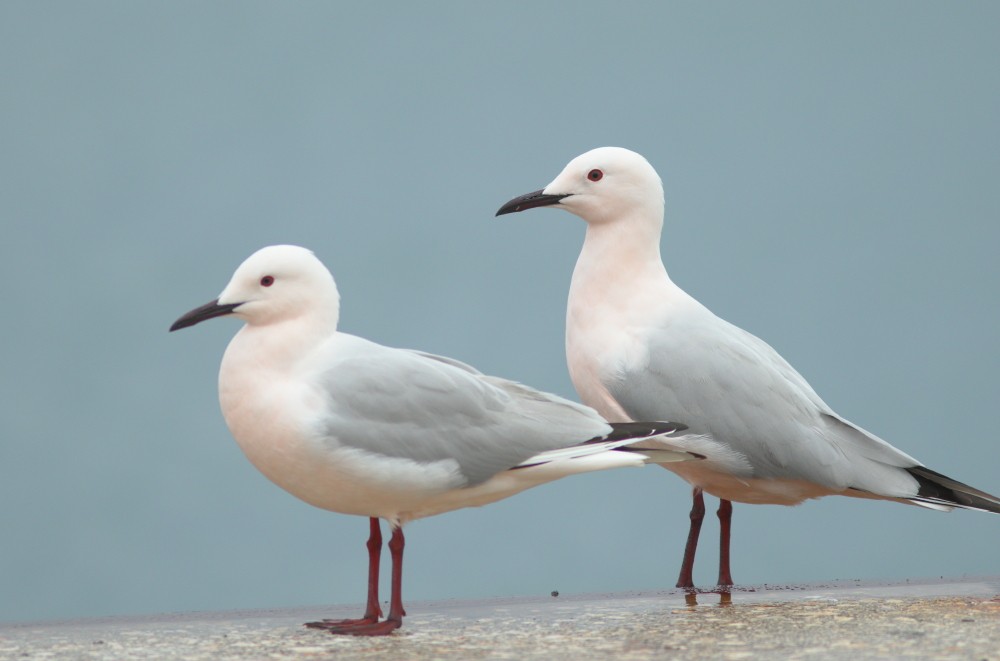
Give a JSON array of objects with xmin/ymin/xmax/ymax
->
[
  {"xmin": 386, "ymin": 525, "xmax": 406, "ymax": 619},
  {"xmin": 676, "ymin": 488, "xmax": 705, "ymax": 589},
  {"xmin": 305, "ymin": 517, "xmax": 383, "ymax": 630},
  {"xmin": 364, "ymin": 518, "xmax": 385, "ymax": 618},
  {"xmin": 319, "ymin": 526, "xmax": 406, "ymax": 636},
  {"xmin": 717, "ymin": 499, "xmax": 734, "ymax": 587}
]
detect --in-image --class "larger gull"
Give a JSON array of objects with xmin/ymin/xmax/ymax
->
[
  {"xmin": 169, "ymin": 244, "xmax": 700, "ymax": 635},
  {"xmin": 496, "ymin": 146, "xmax": 1000, "ymax": 589}
]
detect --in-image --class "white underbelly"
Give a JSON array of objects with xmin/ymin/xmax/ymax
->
[
  {"xmin": 220, "ymin": 391, "xmax": 462, "ymax": 522},
  {"xmin": 661, "ymin": 460, "xmax": 841, "ymax": 505}
]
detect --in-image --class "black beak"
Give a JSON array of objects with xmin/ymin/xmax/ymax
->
[
  {"xmin": 495, "ymin": 189, "xmax": 571, "ymax": 216},
  {"xmin": 169, "ymin": 299, "xmax": 241, "ymax": 332}
]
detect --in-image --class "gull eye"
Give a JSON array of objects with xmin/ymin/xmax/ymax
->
[
  {"xmin": 588, "ymin": 169, "xmax": 604, "ymax": 182},
  {"xmin": 260, "ymin": 275, "xmax": 275, "ymax": 287}
]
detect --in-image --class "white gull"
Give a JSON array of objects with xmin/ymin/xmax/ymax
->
[
  {"xmin": 169, "ymin": 244, "xmax": 700, "ymax": 634},
  {"xmin": 497, "ymin": 146, "xmax": 1000, "ymax": 589}
]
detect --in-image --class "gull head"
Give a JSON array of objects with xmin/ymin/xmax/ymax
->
[
  {"xmin": 170, "ymin": 245, "xmax": 340, "ymax": 332},
  {"xmin": 496, "ymin": 147, "xmax": 664, "ymax": 226}
]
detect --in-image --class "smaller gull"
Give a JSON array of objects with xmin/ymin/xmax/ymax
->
[
  {"xmin": 496, "ymin": 146, "xmax": 1000, "ymax": 589},
  {"xmin": 170, "ymin": 244, "xmax": 701, "ymax": 636}
]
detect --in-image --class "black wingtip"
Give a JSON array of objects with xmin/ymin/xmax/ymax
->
[
  {"xmin": 906, "ymin": 466, "xmax": 1000, "ymax": 514},
  {"xmin": 589, "ymin": 421, "xmax": 688, "ymax": 444}
]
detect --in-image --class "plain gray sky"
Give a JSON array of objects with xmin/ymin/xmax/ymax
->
[{"xmin": 2, "ymin": 2, "xmax": 998, "ymax": 624}]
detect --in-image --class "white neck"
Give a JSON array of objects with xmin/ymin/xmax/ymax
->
[
  {"xmin": 569, "ymin": 214, "xmax": 674, "ymax": 314},
  {"xmin": 564, "ymin": 207, "xmax": 692, "ymax": 420},
  {"xmin": 226, "ymin": 311, "xmax": 335, "ymax": 374}
]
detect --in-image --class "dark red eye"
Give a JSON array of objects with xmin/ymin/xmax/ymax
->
[
  {"xmin": 588, "ymin": 169, "xmax": 603, "ymax": 182},
  {"xmin": 260, "ymin": 275, "xmax": 274, "ymax": 287}
]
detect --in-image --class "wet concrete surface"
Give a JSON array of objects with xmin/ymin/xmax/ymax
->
[{"xmin": 2, "ymin": 576, "xmax": 999, "ymax": 659}]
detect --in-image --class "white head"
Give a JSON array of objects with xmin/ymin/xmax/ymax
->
[
  {"xmin": 496, "ymin": 147, "xmax": 665, "ymax": 228},
  {"xmin": 170, "ymin": 245, "xmax": 341, "ymax": 332}
]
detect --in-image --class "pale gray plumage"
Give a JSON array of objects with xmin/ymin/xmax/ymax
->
[
  {"xmin": 605, "ymin": 305, "xmax": 921, "ymax": 497},
  {"xmin": 320, "ymin": 333, "xmax": 637, "ymax": 487}
]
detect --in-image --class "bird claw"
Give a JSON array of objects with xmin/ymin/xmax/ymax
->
[
  {"xmin": 306, "ymin": 617, "xmax": 402, "ymax": 636},
  {"xmin": 304, "ymin": 617, "xmax": 378, "ymax": 630}
]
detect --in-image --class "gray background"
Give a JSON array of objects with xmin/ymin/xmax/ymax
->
[{"xmin": 2, "ymin": 2, "xmax": 998, "ymax": 624}]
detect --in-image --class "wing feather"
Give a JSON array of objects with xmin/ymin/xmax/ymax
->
[
  {"xmin": 317, "ymin": 335, "xmax": 614, "ymax": 486},
  {"xmin": 607, "ymin": 306, "xmax": 923, "ymax": 495}
]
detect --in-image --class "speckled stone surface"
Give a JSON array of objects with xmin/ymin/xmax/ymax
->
[{"xmin": 3, "ymin": 578, "xmax": 999, "ymax": 660}]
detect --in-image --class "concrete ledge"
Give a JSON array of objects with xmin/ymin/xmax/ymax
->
[{"xmin": 3, "ymin": 577, "xmax": 999, "ymax": 659}]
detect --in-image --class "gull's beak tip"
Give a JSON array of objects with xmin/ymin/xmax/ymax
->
[
  {"xmin": 170, "ymin": 299, "xmax": 240, "ymax": 333},
  {"xmin": 495, "ymin": 190, "xmax": 570, "ymax": 217}
]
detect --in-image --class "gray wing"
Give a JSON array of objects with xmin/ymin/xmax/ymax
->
[
  {"xmin": 319, "ymin": 335, "xmax": 613, "ymax": 487},
  {"xmin": 400, "ymin": 349, "xmax": 484, "ymax": 375},
  {"xmin": 607, "ymin": 307, "xmax": 921, "ymax": 495}
]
